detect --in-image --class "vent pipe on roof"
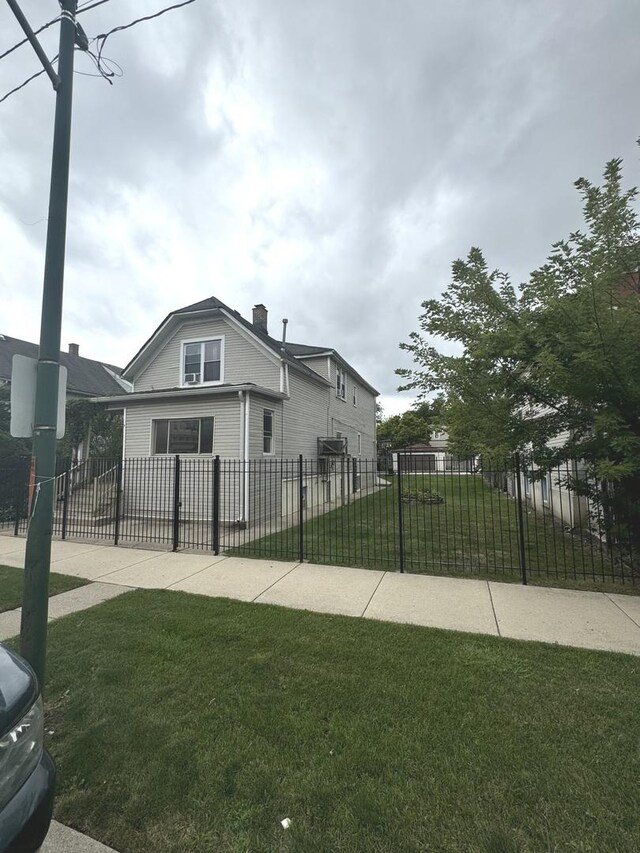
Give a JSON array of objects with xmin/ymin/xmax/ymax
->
[
  {"xmin": 252, "ymin": 304, "xmax": 268, "ymax": 335},
  {"xmin": 69, "ymin": 343, "xmax": 79, "ymax": 356},
  {"xmin": 281, "ymin": 318, "xmax": 288, "ymax": 344}
]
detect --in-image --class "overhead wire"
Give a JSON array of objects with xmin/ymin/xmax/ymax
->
[
  {"xmin": 0, "ymin": 55, "xmax": 59, "ymax": 105},
  {"xmin": 92, "ymin": 0, "xmax": 196, "ymax": 77},
  {"xmin": 1, "ymin": 0, "xmax": 195, "ymax": 104},
  {"xmin": 0, "ymin": 15, "xmax": 60, "ymax": 62}
]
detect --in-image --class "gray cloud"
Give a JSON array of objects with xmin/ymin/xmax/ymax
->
[{"xmin": 1, "ymin": 0, "xmax": 638, "ymax": 415}]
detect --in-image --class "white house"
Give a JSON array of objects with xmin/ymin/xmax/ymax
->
[{"xmin": 96, "ymin": 296, "xmax": 378, "ymax": 524}]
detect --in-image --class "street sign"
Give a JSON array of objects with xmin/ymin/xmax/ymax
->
[{"xmin": 10, "ymin": 354, "xmax": 66, "ymax": 439}]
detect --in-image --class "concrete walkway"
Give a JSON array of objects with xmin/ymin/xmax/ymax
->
[{"xmin": 2, "ymin": 534, "xmax": 640, "ymax": 655}]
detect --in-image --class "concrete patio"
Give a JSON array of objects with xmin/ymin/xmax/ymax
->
[{"xmin": 1, "ymin": 533, "xmax": 640, "ymax": 655}]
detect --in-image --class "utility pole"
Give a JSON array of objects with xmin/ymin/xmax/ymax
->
[{"xmin": 16, "ymin": 0, "xmax": 78, "ymax": 688}]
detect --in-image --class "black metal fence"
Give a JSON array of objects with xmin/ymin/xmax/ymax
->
[{"xmin": 0, "ymin": 453, "xmax": 637, "ymax": 588}]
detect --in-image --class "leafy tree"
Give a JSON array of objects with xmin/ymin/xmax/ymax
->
[
  {"xmin": 377, "ymin": 411, "xmax": 430, "ymax": 449},
  {"xmin": 57, "ymin": 399, "xmax": 123, "ymax": 462},
  {"xmin": 377, "ymin": 397, "xmax": 446, "ymax": 450},
  {"xmin": 398, "ymin": 154, "xmax": 640, "ymax": 549}
]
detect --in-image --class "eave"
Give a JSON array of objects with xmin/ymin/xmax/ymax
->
[{"xmin": 93, "ymin": 384, "xmax": 287, "ymax": 407}]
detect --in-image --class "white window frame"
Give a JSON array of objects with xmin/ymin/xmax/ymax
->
[
  {"xmin": 353, "ymin": 385, "xmax": 358, "ymax": 406},
  {"xmin": 181, "ymin": 336, "xmax": 225, "ymax": 386},
  {"xmin": 263, "ymin": 408, "xmax": 274, "ymax": 455},
  {"xmin": 357, "ymin": 432, "xmax": 362, "ymax": 455},
  {"xmin": 336, "ymin": 366, "xmax": 346, "ymax": 400},
  {"xmin": 541, "ymin": 472, "xmax": 550, "ymax": 504},
  {"xmin": 151, "ymin": 417, "xmax": 215, "ymax": 455}
]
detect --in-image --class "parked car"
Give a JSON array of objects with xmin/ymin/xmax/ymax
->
[{"xmin": 0, "ymin": 644, "xmax": 55, "ymax": 852}]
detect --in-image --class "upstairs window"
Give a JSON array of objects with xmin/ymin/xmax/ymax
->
[
  {"xmin": 154, "ymin": 418, "xmax": 214, "ymax": 454},
  {"xmin": 336, "ymin": 366, "xmax": 346, "ymax": 400},
  {"xmin": 183, "ymin": 338, "xmax": 222, "ymax": 385},
  {"xmin": 263, "ymin": 409, "xmax": 274, "ymax": 454},
  {"xmin": 353, "ymin": 385, "xmax": 358, "ymax": 406}
]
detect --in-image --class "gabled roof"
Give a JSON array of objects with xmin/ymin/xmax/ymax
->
[
  {"xmin": 122, "ymin": 295, "xmax": 362, "ymax": 389},
  {"xmin": 285, "ymin": 343, "xmax": 332, "ymax": 357},
  {"xmin": 0, "ymin": 334, "xmax": 124, "ymax": 397}
]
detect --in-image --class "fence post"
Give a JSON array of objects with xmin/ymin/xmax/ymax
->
[
  {"xmin": 397, "ymin": 452, "xmax": 405, "ymax": 573},
  {"xmin": 172, "ymin": 454, "xmax": 181, "ymax": 552},
  {"xmin": 113, "ymin": 459, "xmax": 123, "ymax": 546},
  {"xmin": 298, "ymin": 454, "xmax": 304, "ymax": 563},
  {"xmin": 60, "ymin": 459, "xmax": 71, "ymax": 540},
  {"xmin": 514, "ymin": 452, "xmax": 527, "ymax": 585},
  {"xmin": 212, "ymin": 455, "xmax": 220, "ymax": 555},
  {"xmin": 13, "ymin": 457, "xmax": 28, "ymax": 537}
]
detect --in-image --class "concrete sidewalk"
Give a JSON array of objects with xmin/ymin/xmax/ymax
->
[{"xmin": 2, "ymin": 534, "xmax": 640, "ymax": 655}]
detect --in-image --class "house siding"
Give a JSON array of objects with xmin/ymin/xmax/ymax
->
[
  {"xmin": 134, "ymin": 316, "xmax": 280, "ymax": 392},
  {"xmin": 327, "ymin": 359, "xmax": 376, "ymax": 459},
  {"xmin": 297, "ymin": 354, "xmax": 331, "ymax": 380},
  {"xmin": 122, "ymin": 395, "xmax": 243, "ymax": 524},
  {"xmin": 123, "ymin": 395, "xmax": 241, "ymax": 458},
  {"xmin": 281, "ymin": 371, "xmax": 330, "ymax": 457}
]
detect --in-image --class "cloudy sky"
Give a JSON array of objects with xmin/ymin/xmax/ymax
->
[{"xmin": 1, "ymin": 0, "xmax": 638, "ymax": 415}]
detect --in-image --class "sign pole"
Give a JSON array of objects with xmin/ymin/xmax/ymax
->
[{"xmin": 20, "ymin": 0, "xmax": 78, "ymax": 689}]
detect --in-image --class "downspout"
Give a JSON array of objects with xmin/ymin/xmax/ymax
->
[
  {"xmin": 243, "ymin": 390, "xmax": 250, "ymax": 523},
  {"xmin": 238, "ymin": 390, "xmax": 245, "ymax": 522}
]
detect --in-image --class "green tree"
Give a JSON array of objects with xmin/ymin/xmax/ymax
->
[
  {"xmin": 398, "ymin": 154, "xmax": 640, "ymax": 545},
  {"xmin": 377, "ymin": 397, "xmax": 446, "ymax": 449},
  {"xmin": 57, "ymin": 399, "xmax": 123, "ymax": 462}
]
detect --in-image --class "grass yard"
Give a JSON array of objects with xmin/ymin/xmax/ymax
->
[
  {"xmin": 0, "ymin": 564, "xmax": 89, "ymax": 613},
  {"xmin": 234, "ymin": 474, "xmax": 637, "ymax": 593},
  {"xmin": 40, "ymin": 589, "xmax": 640, "ymax": 852}
]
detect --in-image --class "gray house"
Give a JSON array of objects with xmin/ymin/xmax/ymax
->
[
  {"xmin": 0, "ymin": 335, "xmax": 126, "ymax": 462},
  {"xmin": 0, "ymin": 335, "xmax": 125, "ymax": 400},
  {"xmin": 97, "ymin": 296, "xmax": 378, "ymax": 525}
]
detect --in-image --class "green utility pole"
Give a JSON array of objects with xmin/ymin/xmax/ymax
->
[{"xmin": 19, "ymin": 0, "xmax": 78, "ymax": 688}]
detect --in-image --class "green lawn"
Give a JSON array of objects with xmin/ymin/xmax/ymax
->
[
  {"xmin": 41, "ymin": 589, "xmax": 640, "ymax": 852},
  {"xmin": 0, "ymin": 564, "xmax": 89, "ymax": 613},
  {"xmin": 235, "ymin": 474, "xmax": 638, "ymax": 593}
]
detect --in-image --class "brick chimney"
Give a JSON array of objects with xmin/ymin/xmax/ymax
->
[
  {"xmin": 252, "ymin": 304, "xmax": 268, "ymax": 335},
  {"xmin": 69, "ymin": 343, "xmax": 79, "ymax": 356}
]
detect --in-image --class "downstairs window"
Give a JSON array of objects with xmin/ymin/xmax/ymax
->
[{"xmin": 153, "ymin": 418, "xmax": 214, "ymax": 454}]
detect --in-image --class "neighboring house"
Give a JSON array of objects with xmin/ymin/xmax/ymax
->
[
  {"xmin": 95, "ymin": 296, "xmax": 378, "ymax": 523},
  {"xmin": 391, "ymin": 431, "xmax": 475, "ymax": 473},
  {"xmin": 0, "ymin": 335, "xmax": 127, "ymax": 462},
  {"xmin": 0, "ymin": 335, "xmax": 127, "ymax": 399},
  {"xmin": 514, "ymin": 428, "xmax": 590, "ymax": 531}
]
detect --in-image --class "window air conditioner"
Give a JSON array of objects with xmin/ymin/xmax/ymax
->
[
  {"xmin": 317, "ymin": 437, "xmax": 348, "ymax": 456},
  {"xmin": 184, "ymin": 373, "xmax": 200, "ymax": 384}
]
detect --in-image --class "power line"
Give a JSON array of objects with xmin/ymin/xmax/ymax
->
[
  {"xmin": 93, "ymin": 0, "xmax": 196, "ymax": 72},
  {"xmin": 0, "ymin": 0, "xmax": 115, "ymax": 64},
  {"xmin": 0, "ymin": 54, "xmax": 58, "ymax": 105},
  {"xmin": 0, "ymin": 15, "xmax": 59, "ymax": 62},
  {"xmin": 76, "ymin": 0, "xmax": 118, "ymax": 12},
  {"xmin": 1, "ymin": 0, "xmax": 197, "ymax": 103}
]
